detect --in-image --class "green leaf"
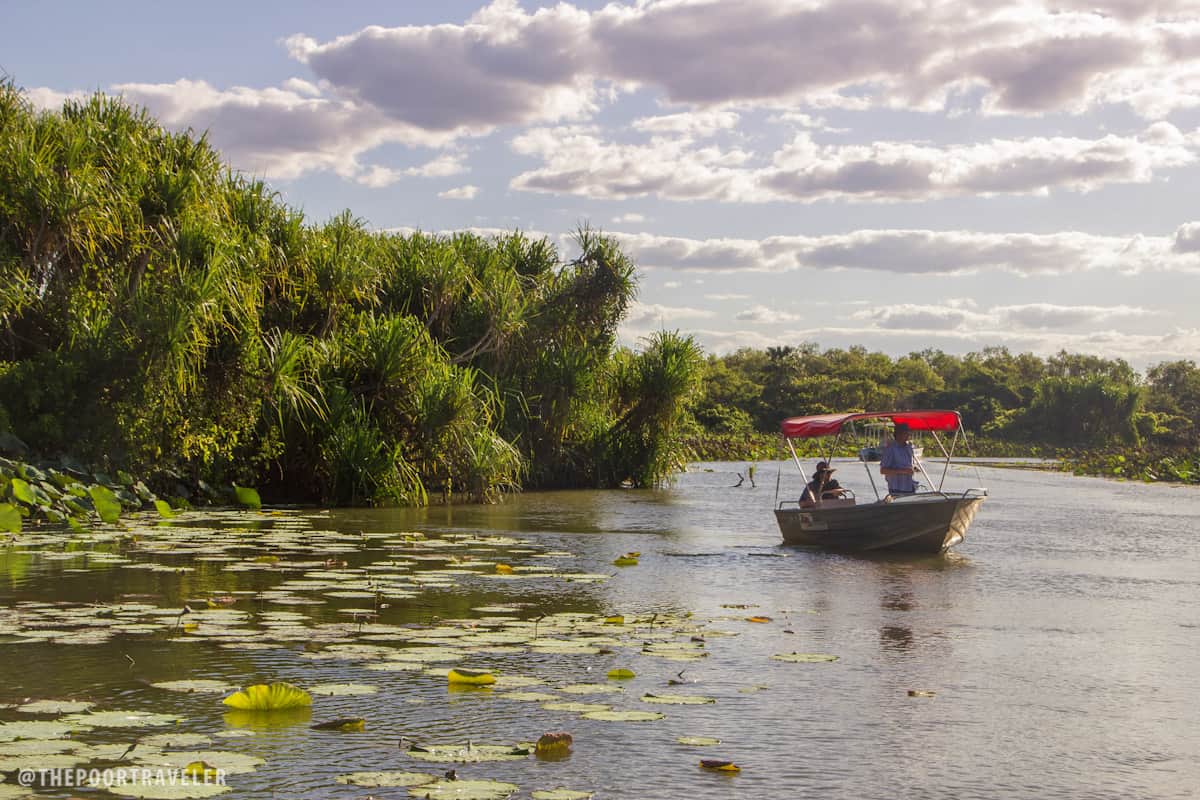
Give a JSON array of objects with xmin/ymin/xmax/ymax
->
[
  {"xmin": 0, "ymin": 503, "xmax": 20, "ymax": 533},
  {"xmin": 233, "ymin": 486, "xmax": 262, "ymax": 510},
  {"xmin": 88, "ymin": 485, "xmax": 122, "ymax": 524},
  {"xmin": 154, "ymin": 500, "xmax": 177, "ymax": 518},
  {"xmin": 10, "ymin": 478, "xmax": 36, "ymax": 505}
]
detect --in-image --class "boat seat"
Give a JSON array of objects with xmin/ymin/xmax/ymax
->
[{"xmin": 814, "ymin": 497, "xmax": 856, "ymax": 508}]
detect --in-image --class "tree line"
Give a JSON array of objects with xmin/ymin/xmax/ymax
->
[
  {"xmin": 687, "ymin": 344, "xmax": 1200, "ymax": 451},
  {"xmin": 0, "ymin": 83, "xmax": 704, "ymax": 508}
]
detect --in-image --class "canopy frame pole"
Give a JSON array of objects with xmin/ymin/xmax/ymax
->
[
  {"xmin": 774, "ymin": 437, "xmax": 783, "ymax": 507},
  {"xmin": 858, "ymin": 422, "xmax": 882, "ymax": 502},
  {"xmin": 930, "ymin": 429, "xmax": 956, "ymax": 492},
  {"xmin": 785, "ymin": 437, "xmax": 807, "ymax": 485}
]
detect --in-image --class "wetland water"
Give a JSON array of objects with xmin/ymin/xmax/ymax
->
[{"xmin": 1, "ymin": 461, "xmax": 1197, "ymax": 799}]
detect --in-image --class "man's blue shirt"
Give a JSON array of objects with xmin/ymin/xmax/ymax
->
[{"xmin": 880, "ymin": 440, "xmax": 917, "ymax": 493}]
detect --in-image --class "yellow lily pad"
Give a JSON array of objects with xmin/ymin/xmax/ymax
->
[{"xmin": 222, "ymin": 683, "xmax": 312, "ymax": 710}]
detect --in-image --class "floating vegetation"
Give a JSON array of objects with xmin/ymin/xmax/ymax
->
[
  {"xmin": 908, "ymin": 690, "xmax": 937, "ymax": 698},
  {"xmin": 16, "ymin": 699, "xmax": 95, "ymax": 714},
  {"xmin": 535, "ymin": 732, "xmax": 573, "ymax": 755},
  {"xmin": 531, "ymin": 790, "xmax": 593, "ymax": 800},
  {"xmin": 770, "ymin": 653, "xmax": 839, "ymax": 663},
  {"xmin": 410, "ymin": 779, "xmax": 521, "ymax": 800},
  {"xmin": 699, "ymin": 759, "xmax": 740, "ymax": 773},
  {"xmin": 447, "ymin": 669, "xmax": 497, "ymax": 686},
  {"xmin": 60, "ymin": 711, "xmax": 181, "ymax": 729},
  {"xmin": 404, "ymin": 744, "xmax": 531, "ymax": 764},
  {"xmin": 150, "ymin": 681, "xmax": 239, "ymax": 694},
  {"xmin": 222, "ymin": 683, "xmax": 312, "ymax": 711},
  {"xmin": 579, "ymin": 711, "xmax": 665, "ymax": 722},
  {"xmin": 558, "ymin": 683, "xmax": 623, "ymax": 695},
  {"xmin": 146, "ymin": 750, "xmax": 265, "ymax": 775},
  {"xmin": 641, "ymin": 694, "xmax": 716, "ymax": 705},
  {"xmin": 336, "ymin": 771, "xmax": 437, "ymax": 787},
  {"xmin": 678, "ymin": 737, "xmax": 721, "ymax": 746},
  {"xmin": 607, "ymin": 668, "xmax": 636, "ymax": 680}
]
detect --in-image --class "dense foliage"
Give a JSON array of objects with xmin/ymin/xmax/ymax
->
[
  {"xmin": 0, "ymin": 84, "xmax": 704, "ymax": 510},
  {"xmin": 687, "ymin": 344, "xmax": 1200, "ymax": 457}
]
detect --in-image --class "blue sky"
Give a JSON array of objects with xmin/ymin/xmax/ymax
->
[{"xmin": 5, "ymin": 0, "xmax": 1200, "ymax": 366}]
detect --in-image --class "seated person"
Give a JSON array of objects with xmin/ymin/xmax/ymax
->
[
  {"xmin": 880, "ymin": 422, "xmax": 919, "ymax": 495},
  {"xmin": 800, "ymin": 462, "xmax": 846, "ymax": 505}
]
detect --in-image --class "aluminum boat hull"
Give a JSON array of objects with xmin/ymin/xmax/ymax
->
[{"xmin": 775, "ymin": 494, "xmax": 984, "ymax": 553}]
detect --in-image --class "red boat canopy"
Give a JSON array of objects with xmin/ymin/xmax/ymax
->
[{"xmin": 780, "ymin": 410, "xmax": 961, "ymax": 439}]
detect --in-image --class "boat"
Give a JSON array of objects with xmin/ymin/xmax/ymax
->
[{"xmin": 774, "ymin": 410, "xmax": 986, "ymax": 554}]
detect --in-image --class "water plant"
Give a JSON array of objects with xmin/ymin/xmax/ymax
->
[{"xmin": 221, "ymin": 683, "xmax": 312, "ymax": 711}]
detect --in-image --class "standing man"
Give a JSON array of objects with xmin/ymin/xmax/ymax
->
[{"xmin": 880, "ymin": 422, "xmax": 918, "ymax": 495}]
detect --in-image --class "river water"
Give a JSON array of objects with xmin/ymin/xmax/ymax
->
[{"xmin": 1, "ymin": 461, "xmax": 1197, "ymax": 799}]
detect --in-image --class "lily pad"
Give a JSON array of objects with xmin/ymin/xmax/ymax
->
[
  {"xmin": 94, "ymin": 780, "xmax": 230, "ymax": 799},
  {"xmin": 641, "ymin": 693, "xmax": 716, "ymax": 705},
  {"xmin": 541, "ymin": 702, "xmax": 611, "ymax": 714},
  {"xmin": 222, "ymin": 683, "xmax": 312, "ymax": 710},
  {"xmin": 531, "ymin": 791, "xmax": 593, "ymax": 800},
  {"xmin": 336, "ymin": 771, "xmax": 437, "ymax": 787},
  {"xmin": 405, "ymin": 744, "xmax": 530, "ymax": 763},
  {"xmin": 500, "ymin": 692, "xmax": 559, "ymax": 702},
  {"xmin": 678, "ymin": 736, "xmax": 722, "ymax": 746},
  {"xmin": 145, "ymin": 749, "xmax": 265, "ymax": 775},
  {"xmin": 89, "ymin": 485, "xmax": 122, "ymax": 524},
  {"xmin": 410, "ymin": 779, "xmax": 519, "ymax": 800},
  {"xmin": 557, "ymin": 683, "xmax": 623, "ymax": 695},
  {"xmin": 770, "ymin": 653, "xmax": 839, "ymax": 663},
  {"xmin": 232, "ymin": 486, "xmax": 262, "ymax": 510},
  {"xmin": 151, "ymin": 680, "xmax": 239, "ymax": 694},
  {"xmin": 61, "ymin": 711, "xmax": 180, "ymax": 729},
  {"xmin": 137, "ymin": 733, "xmax": 212, "ymax": 748},
  {"xmin": 0, "ymin": 739, "xmax": 82, "ymax": 756},
  {"xmin": 0, "ymin": 721, "xmax": 81, "ymax": 741},
  {"xmin": 306, "ymin": 683, "xmax": 377, "ymax": 696},
  {"xmin": 0, "ymin": 752, "xmax": 88, "ymax": 771},
  {"xmin": 16, "ymin": 699, "xmax": 95, "ymax": 714},
  {"xmin": 579, "ymin": 710, "xmax": 665, "ymax": 722}
]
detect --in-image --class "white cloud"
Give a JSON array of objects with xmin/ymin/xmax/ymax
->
[
  {"xmin": 1173, "ymin": 221, "xmax": 1200, "ymax": 253},
  {"xmin": 103, "ymin": 78, "xmax": 464, "ymax": 181},
  {"xmin": 624, "ymin": 301, "xmax": 716, "ymax": 325},
  {"xmin": 662, "ymin": 280, "xmax": 682, "ymax": 289},
  {"xmin": 612, "ymin": 225, "xmax": 1200, "ymax": 276},
  {"xmin": 439, "ymin": 184, "xmax": 480, "ymax": 199},
  {"xmin": 735, "ymin": 305, "xmax": 802, "ymax": 323},
  {"xmin": 851, "ymin": 301, "xmax": 1150, "ymax": 332},
  {"xmin": 993, "ymin": 303, "xmax": 1151, "ymax": 329},
  {"xmin": 613, "ymin": 212, "xmax": 647, "ymax": 224},
  {"xmin": 511, "ymin": 124, "xmax": 1198, "ymax": 203},
  {"xmin": 282, "ymin": 0, "xmax": 1200, "ymax": 123},
  {"xmin": 631, "ymin": 109, "xmax": 739, "ymax": 136},
  {"xmin": 705, "ymin": 293, "xmax": 751, "ymax": 300},
  {"xmin": 285, "ymin": 1, "xmax": 597, "ymax": 133}
]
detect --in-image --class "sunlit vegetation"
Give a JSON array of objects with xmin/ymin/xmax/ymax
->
[
  {"xmin": 0, "ymin": 82, "xmax": 703, "ymax": 514},
  {"xmin": 686, "ymin": 345, "xmax": 1200, "ymax": 482}
]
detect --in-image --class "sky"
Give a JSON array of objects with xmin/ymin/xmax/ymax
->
[{"xmin": 5, "ymin": 0, "xmax": 1200, "ymax": 368}]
